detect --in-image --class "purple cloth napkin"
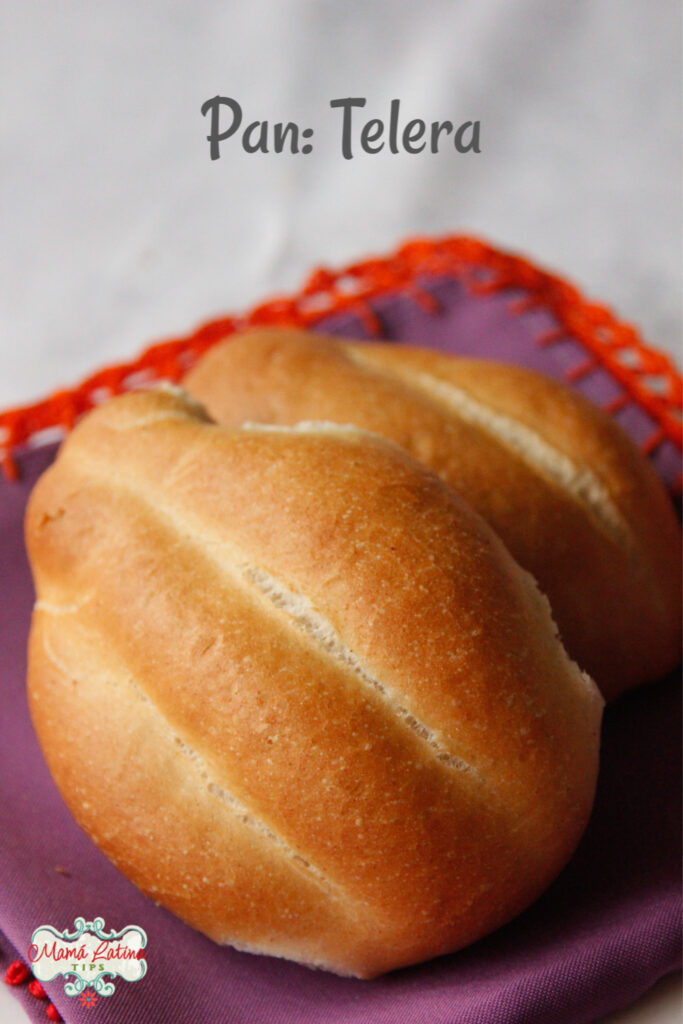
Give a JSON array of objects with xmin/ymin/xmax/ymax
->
[{"xmin": 1, "ymin": 276, "xmax": 681, "ymax": 1024}]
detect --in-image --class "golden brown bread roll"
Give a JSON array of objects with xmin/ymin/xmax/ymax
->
[
  {"xmin": 184, "ymin": 328, "xmax": 682, "ymax": 700},
  {"xmin": 26, "ymin": 387, "xmax": 602, "ymax": 978}
]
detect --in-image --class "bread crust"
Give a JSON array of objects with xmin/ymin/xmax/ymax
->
[
  {"xmin": 26, "ymin": 388, "xmax": 602, "ymax": 977},
  {"xmin": 184, "ymin": 328, "xmax": 682, "ymax": 699}
]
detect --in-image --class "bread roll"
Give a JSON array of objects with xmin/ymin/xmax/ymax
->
[
  {"xmin": 26, "ymin": 388, "xmax": 602, "ymax": 978},
  {"xmin": 184, "ymin": 328, "xmax": 682, "ymax": 700}
]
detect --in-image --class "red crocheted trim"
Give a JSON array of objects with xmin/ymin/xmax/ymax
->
[
  {"xmin": 4, "ymin": 960, "xmax": 62, "ymax": 1021},
  {"xmin": 1, "ymin": 234, "xmax": 681, "ymax": 484}
]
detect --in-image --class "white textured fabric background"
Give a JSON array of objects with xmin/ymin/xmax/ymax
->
[
  {"xmin": 1, "ymin": 0, "xmax": 681, "ymax": 410},
  {"xmin": 0, "ymin": 2, "xmax": 680, "ymax": 1021}
]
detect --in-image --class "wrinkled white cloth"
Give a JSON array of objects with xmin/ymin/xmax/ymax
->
[
  {"xmin": 1, "ymin": 1, "xmax": 680, "ymax": 411},
  {"xmin": 0, "ymin": 11, "xmax": 681, "ymax": 1024}
]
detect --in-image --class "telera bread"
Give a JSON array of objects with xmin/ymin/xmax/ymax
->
[
  {"xmin": 184, "ymin": 328, "xmax": 683, "ymax": 700},
  {"xmin": 26, "ymin": 387, "xmax": 603, "ymax": 978}
]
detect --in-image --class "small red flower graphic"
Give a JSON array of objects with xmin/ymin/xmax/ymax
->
[{"xmin": 79, "ymin": 988, "xmax": 99, "ymax": 1009}]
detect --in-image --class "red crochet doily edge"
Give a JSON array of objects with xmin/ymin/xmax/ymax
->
[{"xmin": 1, "ymin": 234, "xmax": 681, "ymax": 486}]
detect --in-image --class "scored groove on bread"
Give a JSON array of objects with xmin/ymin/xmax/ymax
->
[
  {"xmin": 350, "ymin": 358, "xmax": 626, "ymax": 545},
  {"xmin": 35, "ymin": 594, "xmax": 94, "ymax": 616},
  {"xmin": 242, "ymin": 564, "xmax": 476, "ymax": 776},
  {"xmin": 241, "ymin": 420, "xmax": 377, "ymax": 439},
  {"xmin": 42, "ymin": 615, "xmax": 340, "ymax": 897}
]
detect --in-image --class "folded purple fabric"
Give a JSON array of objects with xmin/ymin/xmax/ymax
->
[{"xmin": 1, "ymin": 276, "xmax": 680, "ymax": 1024}]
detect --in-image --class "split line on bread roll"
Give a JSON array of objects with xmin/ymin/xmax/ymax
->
[
  {"xmin": 35, "ymin": 594, "xmax": 94, "ymax": 616},
  {"xmin": 239, "ymin": 420, "xmax": 385, "ymax": 440},
  {"xmin": 242, "ymin": 565, "xmax": 476, "ymax": 776},
  {"xmin": 71, "ymin": 449, "xmax": 484, "ymax": 787},
  {"xmin": 346, "ymin": 349, "xmax": 627, "ymax": 546},
  {"xmin": 36, "ymin": 609, "xmax": 343, "ymax": 900}
]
